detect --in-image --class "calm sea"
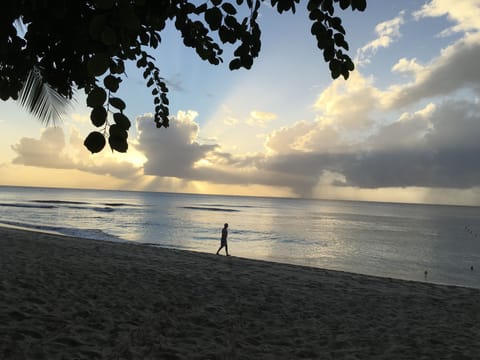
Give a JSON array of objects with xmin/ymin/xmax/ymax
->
[{"xmin": 1, "ymin": 185, "xmax": 479, "ymax": 288}]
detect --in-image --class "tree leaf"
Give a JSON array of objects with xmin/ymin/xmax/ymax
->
[
  {"xmin": 113, "ymin": 112, "xmax": 131, "ymax": 130},
  {"xmin": 334, "ymin": 33, "xmax": 348, "ymax": 50},
  {"xmin": 110, "ymin": 60, "xmax": 125, "ymax": 75},
  {"xmin": 339, "ymin": 0, "xmax": 350, "ymax": 10},
  {"xmin": 89, "ymin": 15, "xmax": 106, "ymax": 39},
  {"xmin": 205, "ymin": 7, "xmax": 222, "ymax": 31},
  {"xmin": 323, "ymin": 46, "xmax": 334, "ymax": 62},
  {"xmin": 330, "ymin": 17, "xmax": 345, "ymax": 35},
  {"xmin": 101, "ymin": 27, "xmax": 117, "ymax": 46},
  {"xmin": 90, "ymin": 106, "xmax": 108, "ymax": 127},
  {"xmin": 18, "ymin": 67, "xmax": 70, "ymax": 126},
  {"xmin": 94, "ymin": 0, "xmax": 115, "ymax": 10},
  {"xmin": 108, "ymin": 124, "xmax": 128, "ymax": 152},
  {"xmin": 109, "ymin": 123, "xmax": 128, "ymax": 139},
  {"xmin": 84, "ymin": 131, "xmax": 106, "ymax": 153},
  {"xmin": 119, "ymin": 0, "xmax": 140, "ymax": 30},
  {"xmin": 351, "ymin": 0, "xmax": 367, "ymax": 11},
  {"xmin": 104, "ymin": 75, "xmax": 120, "ymax": 92},
  {"xmin": 160, "ymin": 93, "xmax": 169, "ymax": 105},
  {"xmin": 86, "ymin": 87, "xmax": 107, "ymax": 108},
  {"xmin": 108, "ymin": 135, "xmax": 128, "ymax": 152},
  {"xmin": 87, "ymin": 53, "xmax": 110, "ymax": 76},
  {"xmin": 109, "ymin": 97, "xmax": 126, "ymax": 110},
  {"xmin": 222, "ymin": 3, "xmax": 237, "ymax": 15},
  {"xmin": 229, "ymin": 58, "xmax": 241, "ymax": 70}
]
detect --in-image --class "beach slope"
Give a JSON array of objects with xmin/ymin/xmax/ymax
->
[{"xmin": 1, "ymin": 227, "xmax": 479, "ymax": 359}]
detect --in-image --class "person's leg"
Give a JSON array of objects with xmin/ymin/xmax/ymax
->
[
  {"xmin": 225, "ymin": 243, "xmax": 229, "ymax": 256},
  {"xmin": 216, "ymin": 244, "xmax": 224, "ymax": 255}
]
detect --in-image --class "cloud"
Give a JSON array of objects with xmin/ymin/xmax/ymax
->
[
  {"xmin": 265, "ymin": 119, "xmax": 344, "ymax": 155},
  {"xmin": 135, "ymin": 98, "xmax": 480, "ymax": 198},
  {"xmin": 129, "ymin": 62, "xmax": 480, "ymax": 198},
  {"xmin": 391, "ymin": 58, "xmax": 424, "ymax": 75},
  {"xmin": 137, "ymin": 111, "xmax": 218, "ymax": 178},
  {"xmin": 366, "ymin": 103, "xmax": 436, "ymax": 151},
  {"xmin": 384, "ymin": 1, "xmax": 480, "ymax": 108},
  {"xmin": 12, "ymin": 127, "xmax": 75, "ymax": 169},
  {"xmin": 330, "ymin": 99, "xmax": 480, "ymax": 189},
  {"xmin": 136, "ymin": 111, "xmax": 319, "ymax": 195},
  {"xmin": 265, "ymin": 120, "xmax": 317, "ymax": 154},
  {"xmin": 246, "ymin": 110, "xmax": 277, "ymax": 127},
  {"xmin": 386, "ymin": 32, "xmax": 480, "ymax": 108},
  {"xmin": 414, "ymin": 0, "xmax": 480, "ymax": 35},
  {"xmin": 241, "ymin": 98, "xmax": 480, "ymax": 196},
  {"xmin": 11, "ymin": 126, "xmax": 140, "ymax": 179},
  {"xmin": 356, "ymin": 11, "xmax": 405, "ymax": 65},
  {"xmin": 224, "ymin": 116, "xmax": 239, "ymax": 126},
  {"xmin": 13, "ymin": 102, "xmax": 480, "ymax": 200},
  {"xmin": 71, "ymin": 113, "xmax": 89, "ymax": 124},
  {"xmin": 313, "ymin": 72, "xmax": 381, "ymax": 131}
]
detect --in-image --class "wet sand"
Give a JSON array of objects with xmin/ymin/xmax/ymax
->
[{"xmin": 1, "ymin": 226, "xmax": 479, "ymax": 359}]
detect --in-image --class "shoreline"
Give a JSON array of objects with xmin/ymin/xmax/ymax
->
[
  {"xmin": 1, "ymin": 226, "xmax": 479, "ymax": 358},
  {"xmin": 2, "ymin": 223, "xmax": 476, "ymax": 291}
]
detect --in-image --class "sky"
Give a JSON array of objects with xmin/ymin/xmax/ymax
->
[{"xmin": 2, "ymin": 0, "xmax": 480, "ymax": 205}]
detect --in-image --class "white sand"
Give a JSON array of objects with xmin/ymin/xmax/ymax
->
[{"xmin": 1, "ymin": 226, "xmax": 479, "ymax": 359}]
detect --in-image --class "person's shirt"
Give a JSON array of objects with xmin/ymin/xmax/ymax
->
[{"xmin": 221, "ymin": 227, "xmax": 228, "ymax": 241}]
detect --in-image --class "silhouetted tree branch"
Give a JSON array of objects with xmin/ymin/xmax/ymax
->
[{"xmin": 0, "ymin": 0, "xmax": 366, "ymax": 153}]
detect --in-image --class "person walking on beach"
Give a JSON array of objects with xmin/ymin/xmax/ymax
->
[{"xmin": 216, "ymin": 223, "xmax": 229, "ymax": 256}]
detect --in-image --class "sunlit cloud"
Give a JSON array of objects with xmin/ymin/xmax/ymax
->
[
  {"xmin": 265, "ymin": 119, "xmax": 345, "ymax": 155},
  {"xmin": 12, "ymin": 127, "xmax": 74, "ymax": 169},
  {"xmin": 224, "ymin": 116, "xmax": 239, "ymax": 126},
  {"xmin": 246, "ymin": 110, "xmax": 277, "ymax": 127},
  {"xmin": 71, "ymin": 113, "xmax": 89, "ymax": 124},
  {"xmin": 11, "ymin": 126, "xmax": 141, "ymax": 179},
  {"xmin": 414, "ymin": 0, "xmax": 480, "ymax": 35},
  {"xmin": 356, "ymin": 11, "xmax": 405, "ymax": 65},
  {"xmin": 313, "ymin": 72, "xmax": 381, "ymax": 131},
  {"xmin": 392, "ymin": 58, "xmax": 424, "ymax": 76}
]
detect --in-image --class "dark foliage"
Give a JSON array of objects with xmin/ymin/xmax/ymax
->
[{"xmin": 0, "ymin": 0, "xmax": 366, "ymax": 153}]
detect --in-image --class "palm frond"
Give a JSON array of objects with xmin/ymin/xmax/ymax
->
[{"xmin": 18, "ymin": 67, "xmax": 72, "ymax": 126}]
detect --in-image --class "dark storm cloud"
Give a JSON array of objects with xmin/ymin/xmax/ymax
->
[
  {"xmin": 337, "ymin": 100, "xmax": 480, "ymax": 189},
  {"xmin": 389, "ymin": 35, "xmax": 480, "ymax": 108},
  {"xmin": 339, "ymin": 147, "xmax": 480, "ymax": 189}
]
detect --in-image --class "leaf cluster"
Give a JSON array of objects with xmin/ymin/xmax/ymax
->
[{"xmin": 0, "ymin": 0, "xmax": 366, "ymax": 153}]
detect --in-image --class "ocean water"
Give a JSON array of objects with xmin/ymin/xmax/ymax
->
[{"xmin": 1, "ymin": 185, "xmax": 480, "ymax": 289}]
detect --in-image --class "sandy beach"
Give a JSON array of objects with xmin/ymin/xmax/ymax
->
[{"xmin": 1, "ymin": 226, "xmax": 479, "ymax": 359}]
